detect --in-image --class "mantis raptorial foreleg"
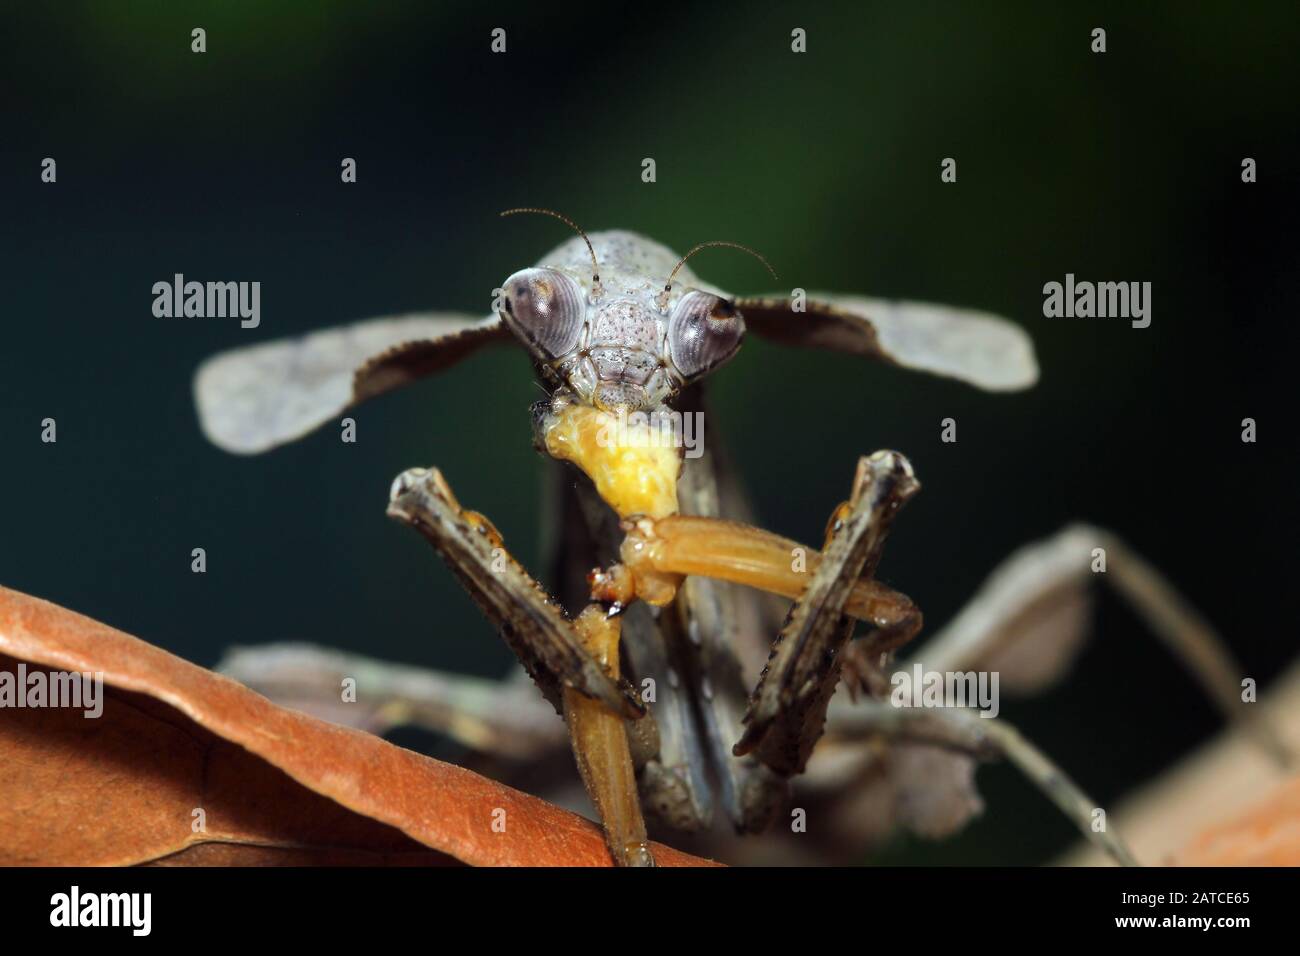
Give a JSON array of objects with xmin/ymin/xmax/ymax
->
[
  {"xmin": 388, "ymin": 467, "xmax": 655, "ymax": 866},
  {"xmin": 587, "ymin": 451, "xmax": 923, "ymax": 778},
  {"xmin": 731, "ymin": 451, "xmax": 919, "ymax": 776},
  {"xmin": 387, "ymin": 467, "xmax": 643, "ymax": 720}
]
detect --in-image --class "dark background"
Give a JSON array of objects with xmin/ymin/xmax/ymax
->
[{"xmin": 2, "ymin": 1, "xmax": 1296, "ymax": 864}]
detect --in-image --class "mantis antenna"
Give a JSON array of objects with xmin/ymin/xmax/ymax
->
[
  {"xmin": 500, "ymin": 207, "xmax": 603, "ymax": 298},
  {"xmin": 657, "ymin": 241, "xmax": 778, "ymax": 311}
]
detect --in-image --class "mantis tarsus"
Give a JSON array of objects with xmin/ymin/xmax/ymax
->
[{"xmin": 199, "ymin": 210, "xmax": 1268, "ymax": 866}]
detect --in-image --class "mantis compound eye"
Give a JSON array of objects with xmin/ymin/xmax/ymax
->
[
  {"xmin": 500, "ymin": 267, "xmax": 586, "ymax": 361},
  {"xmin": 667, "ymin": 291, "xmax": 746, "ymax": 380}
]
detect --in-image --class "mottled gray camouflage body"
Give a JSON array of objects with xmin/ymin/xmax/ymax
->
[{"xmin": 196, "ymin": 223, "xmax": 1163, "ymax": 865}]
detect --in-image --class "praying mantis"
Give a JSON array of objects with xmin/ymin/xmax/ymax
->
[{"xmin": 198, "ymin": 210, "xmax": 1266, "ymax": 866}]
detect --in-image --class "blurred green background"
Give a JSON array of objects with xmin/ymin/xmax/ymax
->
[{"xmin": 3, "ymin": 1, "xmax": 1297, "ymax": 864}]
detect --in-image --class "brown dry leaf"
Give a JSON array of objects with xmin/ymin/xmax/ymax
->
[
  {"xmin": 0, "ymin": 585, "xmax": 716, "ymax": 867},
  {"xmin": 1174, "ymin": 774, "xmax": 1300, "ymax": 866},
  {"xmin": 1060, "ymin": 659, "xmax": 1300, "ymax": 866}
]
